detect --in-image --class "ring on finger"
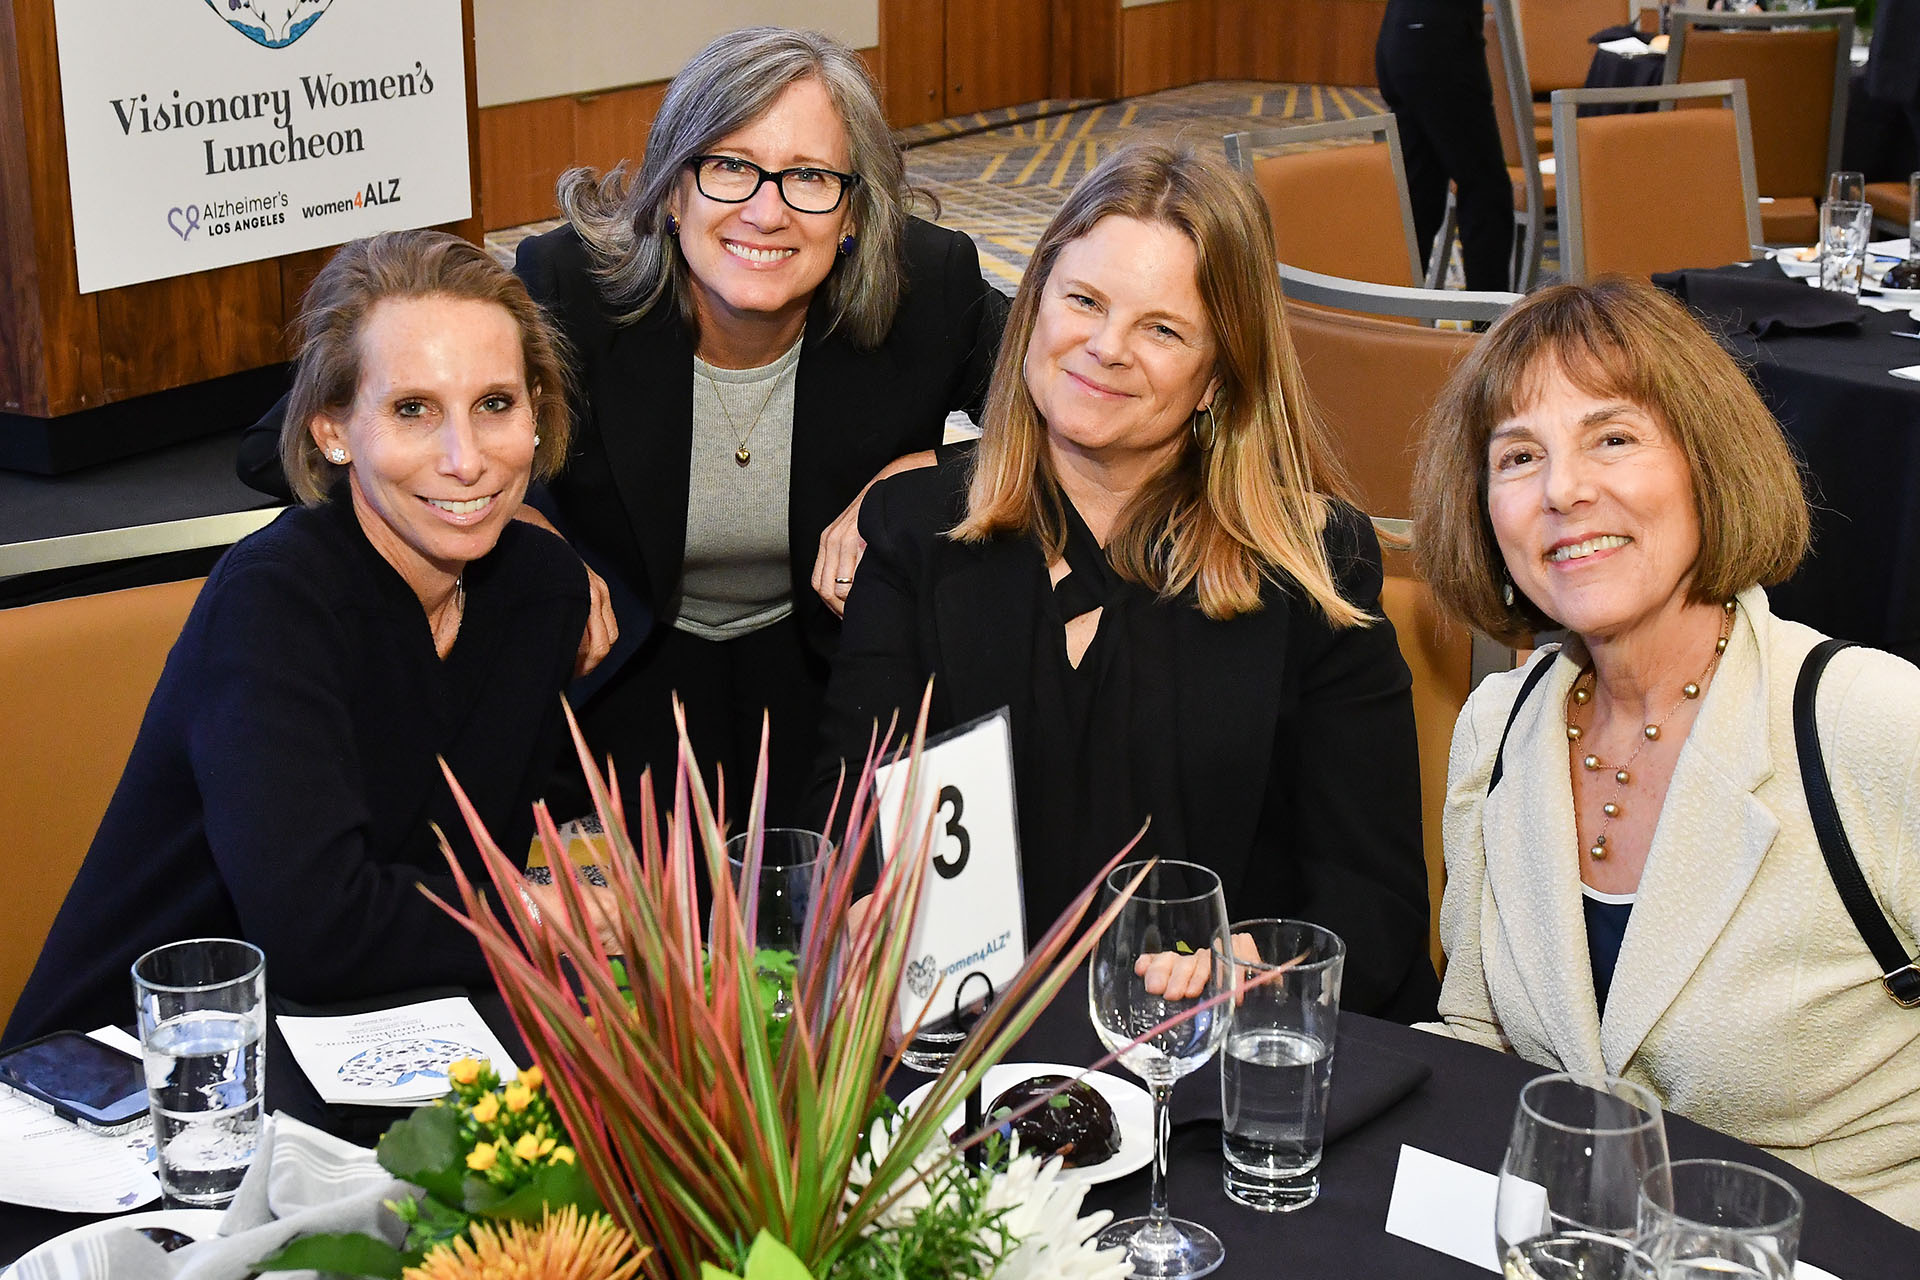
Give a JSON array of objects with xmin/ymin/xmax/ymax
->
[{"xmin": 833, "ymin": 576, "xmax": 854, "ymax": 585}]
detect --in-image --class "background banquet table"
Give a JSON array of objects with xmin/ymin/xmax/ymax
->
[{"xmin": 4, "ymin": 980, "xmax": 1917, "ymax": 1273}]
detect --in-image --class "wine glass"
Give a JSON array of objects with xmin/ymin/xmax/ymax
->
[
  {"xmin": 721, "ymin": 828, "xmax": 830, "ymax": 1021},
  {"xmin": 1088, "ymin": 859, "xmax": 1232, "ymax": 1279},
  {"xmin": 1826, "ymin": 170, "xmax": 1866, "ymax": 206},
  {"xmin": 1636, "ymin": 1159, "xmax": 1803, "ymax": 1280},
  {"xmin": 1495, "ymin": 1073, "xmax": 1671, "ymax": 1280}
]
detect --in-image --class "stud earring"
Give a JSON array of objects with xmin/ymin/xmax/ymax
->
[
  {"xmin": 665, "ymin": 211, "xmax": 680, "ymax": 236},
  {"xmin": 532, "ymin": 434, "xmax": 541, "ymax": 448},
  {"xmin": 839, "ymin": 233, "xmax": 857, "ymax": 256},
  {"xmin": 326, "ymin": 447, "xmax": 347, "ymax": 464}
]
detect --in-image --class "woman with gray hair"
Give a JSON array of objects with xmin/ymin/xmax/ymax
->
[{"xmin": 514, "ymin": 25, "xmax": 1006, "ymax": 825}]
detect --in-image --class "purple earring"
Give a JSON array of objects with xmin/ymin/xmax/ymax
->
[
  {"xmin": 839, "ymin": 233, "xmax": 857, "ymax": 256},
  {"xmin": 665, "ymin": 211, "xmax": 680, "ymax": 236}
]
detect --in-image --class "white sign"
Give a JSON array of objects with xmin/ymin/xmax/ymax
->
[
  {"xmin": 874, "ymin": 708, "xmax": 1027, "ymax": 1036},
  {"xmin": 51, "ymin": 0, "xmax": 472, "ymax": 294}
]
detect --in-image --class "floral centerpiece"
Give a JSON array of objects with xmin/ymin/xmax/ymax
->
[{"xmin": 265, "ymin": 699, "xmax": 1196, "ymax": 1279}]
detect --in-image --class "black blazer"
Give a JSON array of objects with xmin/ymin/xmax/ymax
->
[
  {"xmin": 513, "ymin": 217, "xmax": 1009, "ymax": 664},
  {"xmin": 817, "ymin": 456, "xmax": 1440, "ymax": 1022},
  {"xmin": 1869, "ymin": 0, "xmax": 1920, "ymax": 107},
  {"xmin": 238, "ymin": 218, "xmax": 1009, "ymax": 667}
]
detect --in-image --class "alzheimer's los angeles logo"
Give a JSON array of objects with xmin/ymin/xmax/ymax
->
[{"xmin": 206, "ymin": 0, "xmax": 335, "ymax": 49}]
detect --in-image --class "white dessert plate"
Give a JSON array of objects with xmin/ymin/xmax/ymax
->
[
  {"xmin": 3, "ymin": 1208, "xmax": 225, "ymax": 1277},
  {"xmin": 1769, "ymin": 248, "xmax": 1820, "ymax": 278},
  {"xmin": 900, "ymin": 1061, "xmax": 1153, "ymax": 1186}
]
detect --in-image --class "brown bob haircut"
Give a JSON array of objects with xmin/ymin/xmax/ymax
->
[
  {"xmin": 280, "ymin": 229, "xmax": 573, "ymax": 506},
  {"xmin": 1412, "ymin": 275, "xmax": 1810, "ymax": 637},
  {"xmin": 952, "ymin": 142, "xmax": 1367, "ymax": 626}
]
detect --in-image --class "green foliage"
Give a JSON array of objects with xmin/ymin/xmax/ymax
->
[
  {"xmin": 701, "ymin": 1232, "xmax": 819, "ymax": 1280},
  {"xmin": 835, "ymin": 1148, "xmax": 1017, "ymax": 1280},
  {"xmin": 252, "ymin": 1231, "xmax": 417, "ymax": 1277}
]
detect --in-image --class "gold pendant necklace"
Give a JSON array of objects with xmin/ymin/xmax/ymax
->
[
  {"xmin": 1565, "ymin": 600, "xmax": 1735, "ymax": 861},
  {"xmin": 700, "ymin": 365, "xmax": 782, "ymax": 468}
]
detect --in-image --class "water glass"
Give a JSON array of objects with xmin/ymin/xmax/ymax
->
[
  {"xmin": 1636, "ymin": 1159, "xmax": 1803, "ymax": 1280},
  {"xmin": 1495, "ymin": 1073, "xmax": 1671, "ymax": 1280},
  {"xmin": 132, "ymin": 938, "xmax": 266, "ymax": 1208},
  {"xmin": 722, "ymin": 828, "xmax": 829, "ymax": 1021},
  {"xmin": 1217, "ymin": 919, "xmax": 1344, "ymax": 1211},
  {"xmin": 1089, "ymin": 859, "xmax": 1231, "ymax": 1278},
  {"xmin": 1825, "ymin": 170, "xmax": 1865, "ymax": 206},
  {"xmin": 1818, "ymin": 199, "xmax": 1872, "ymax": 295}
]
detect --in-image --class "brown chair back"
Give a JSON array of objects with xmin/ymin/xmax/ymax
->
[
  {"xmin": 1227, "ymin": 117, "xmax": 1424, "ymax": 287},
  {"xmin": 0, "ymin": 579, "xmax": 203, "ymax": 1029},
  {"xmin": 1518, "ymin": 0, "xmax": 1629, "ymax": 95},
  {"xmin": 1671, "ymin": 26, "xmax": 1842, "ymax": 200},
  {"xmin": 1552, "ymin": 80, "xmax": 1760, "ymax": 281},
  {"xmin": 1379, "ymin": 567, "xmax": 1474, "ymax": 977},
  {"xmin": 1287, "ymin": 304, "xmax": 1481, "ymax": 520}
]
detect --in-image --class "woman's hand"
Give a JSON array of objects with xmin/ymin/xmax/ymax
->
[
  {"xmin": 812, "ymin": 450, "xmax": 938, "ymax": 616},
  {"xmin": 514, "ymin": 506, "xmax": 617, "ymax": 675},
  {"xmin": 1134, "ymin": 932, "xmax": 1262, "ymax": 1000}
]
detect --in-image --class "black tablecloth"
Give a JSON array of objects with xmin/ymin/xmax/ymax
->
[
  {"xmin": 7, "ymin": 985, "xmax": 1918, "ymax": 1273},
  {"xmin": 1658, "ymin": 267, "xmax": 1920, "ymax": 663}
]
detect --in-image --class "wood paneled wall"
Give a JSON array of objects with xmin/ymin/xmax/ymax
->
[
  {"xmin": 1214, "ymin": 0, "xmax": 1385, "ymax": 86},
  {"xmin": 1122, "ymin": 0, "xmax": 1216, "ymax": 99},
  {"xmin": 0, "ymin": 0, "xmax": 483, "ymax": 419},
  {"xmin": 478, "ymin": 81, "xmax": 672, "ymax": 231}
]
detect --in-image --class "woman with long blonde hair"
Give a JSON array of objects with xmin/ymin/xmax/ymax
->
[{"xmin": 816, "ymin": 143, "xmax": 1437, "ymax": 1021}]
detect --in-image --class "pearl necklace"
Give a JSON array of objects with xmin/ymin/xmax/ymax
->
[{"xmin": 1564, "ymin": 600, "xmax": 1736, "ymax": 861}]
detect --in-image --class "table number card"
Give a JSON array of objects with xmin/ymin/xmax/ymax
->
[{"xmin": 874, "ymin": 707, "xmax": 1026, "ymax": 1036}]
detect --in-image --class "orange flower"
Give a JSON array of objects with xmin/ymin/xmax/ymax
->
[{"xmin": 401, "ymin": 1206, "xmax": 645, "ymax": 1280}]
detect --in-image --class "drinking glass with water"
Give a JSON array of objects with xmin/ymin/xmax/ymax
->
[
  {"xmin": 1635, "ymin": 1159, "xmax": 1803, "ymax": 1280},
  {"xmin": 1217, "ymin": 918, "xmax": 1344, "ymax": 1212},
  {"xmin": 132, "ymin": 938, "xmax": 265, "ymax": 1208}
]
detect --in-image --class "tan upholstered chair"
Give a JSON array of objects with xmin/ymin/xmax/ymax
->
[
  {"xmin": 1551, "ymin": 79, "xmax": 1761, "ymax": 281},
  {"xmin": 1379, "ymin": 566, "xmax": 1474, "ymax": 976},
  {"xmin": 1517, "ymin": 0, "xmax": 1628, "ymax": 142},
  {"xmin": 1867, "ymin": 180, "xmax": 1913, "ymax": 238},
  {"xmin": 0, "ymin": 579, "xmax": 204, "ymax": 1029},
  {"xmin": 1224, "ymin": 116, "xmax": 1425, "ymax": 287},
  {"xmin": 1666, "ymin": 8, "xmax": 1854, "ymax": 245},
  {"xmin": 1277, "ymin": 265, "xmax": 1514, "ymax": 521}
]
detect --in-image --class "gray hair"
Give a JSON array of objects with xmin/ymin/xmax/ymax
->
[{"xmin": 557, "ymin": 26, "xmax": 915, "ymax": 350}]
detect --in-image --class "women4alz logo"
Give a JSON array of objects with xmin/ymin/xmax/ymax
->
[{"xmin": 205, "ymin": 0, "xmax": 335, "ymax": 49}]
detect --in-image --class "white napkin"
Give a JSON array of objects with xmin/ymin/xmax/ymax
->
[
  {"xmin": 1889, "ymin": 366, "xmax": 1920, "ymax": 383},
  {"xmin": 1599, "ymin": 36, "xmax": 1653, "ymax": 56},
  {"xmin": 11, "ymin": 1113, "xmax": 411, "ymax": 1280}
]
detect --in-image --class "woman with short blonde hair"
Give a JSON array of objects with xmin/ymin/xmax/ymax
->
[{"xmin": 818, "ymin": 143, "xmax": 1438, "ymax": 1023}]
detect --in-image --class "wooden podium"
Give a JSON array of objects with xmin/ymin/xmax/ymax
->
[{"xmin": 0, "ymin": 0, "xmax": 483, "ymax": 473}]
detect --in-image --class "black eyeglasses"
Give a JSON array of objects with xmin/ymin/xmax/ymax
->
[{"xmin": 685, "ymin": 154, "xmax": 860, "ymax": 215}]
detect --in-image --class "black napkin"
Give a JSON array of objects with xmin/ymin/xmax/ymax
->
[
  {"xmin": 1168, "ymin": 1023, "xmax": 1431, "ymax": 1144},
  {"xmin": 1653, "ymin": 262, "xmax": 1864, "ymax": 338},
  {"xmin": 1588, "ymin": 23, "xmax": 1641, "ymax": 43}
]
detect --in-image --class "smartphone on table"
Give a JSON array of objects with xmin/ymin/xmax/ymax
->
[{"xmin": 0, "ymin": 1029, "xmax": 149, "ymax": 1134}]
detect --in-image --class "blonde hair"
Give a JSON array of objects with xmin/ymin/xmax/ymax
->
[
  {"xmin": 556, "ymin": 26, "xmax": 915, "ymax": 349},
  {"xmin": 952, "ymin": 143, "xmax": 1367, "ymax": 626},
  {"xmin": 280, "ymin": 230, "xmax": 573, "ymax": 507},
  {"xmin": 1413, "ymin": 276, "xmax": 1810, "ymax": 637}
]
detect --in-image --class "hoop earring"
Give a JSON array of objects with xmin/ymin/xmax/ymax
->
[
  {"xmin": 665, "ymin": 211, "xmax": 680, "ymax": 237},
  {"xmin": 839, "ymin": 233, "xmax": 857, "ymax": 257},
  {"xmin": 1190, "ymin": 402, "xmax": 1219, "ymax": 452}
]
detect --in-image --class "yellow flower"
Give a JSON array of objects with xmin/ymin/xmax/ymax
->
[
  {"xmin": 551, "ymin": 1146, "xmax": 575, "ymax": 1165},
  {"xmin": 538, "ymin": 1136, "xmax": 557, "ymax": 1157},
  {"xmin": 401, "ymin": 1205, "xmax": 646, "ymax": 1280},
  {"xmin": 465, "ymin": 1142, "xmax": 498, "ymax": 1172},
  {"xmin": 513, "ymin": 1132, "xmax": 542, "ymax": 1161},
  {"xmin": 447, "ymin": 1058, "xmax": 482, "ymax": 1086},
  {"xmin": 470, "ymin": 1094, "xmax": 500, "ymax": 1125},
  {"xmin": 503, "ymin": 1082, "xmax": 533, "ymax": 1113},
  {"xmin": 520, "ymin": 1065, "xmax": 544, "ymax": 1091}
]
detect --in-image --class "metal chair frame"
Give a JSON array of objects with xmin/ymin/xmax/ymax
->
[
  {"xmin": 1490, "ymin": 0, "xmax": 1549, "ymax": 292},
  {"xmin": 1664, "ymin": 6, "xmax": 1855, "ymax": 194},
  {"xmin": 1277, "ymin": 262, "xmax": 1520, "ymax": 323},
  {"xmin": 1224, "ymin": 114, "xmax": 1426, "ymax": 288},
  {"xmin": 1549, "ymin": 79, "xmax": 1762, "ymax": 282}
]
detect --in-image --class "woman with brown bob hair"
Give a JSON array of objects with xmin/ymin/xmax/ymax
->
[
  {"xmin": 6, "ymin": 230, "xmax": 601, "ymax": 1069},
  {"xmin": 1414, "ymin": 276, "xmax": 1920, "ymax": 1225},
  {"xmin": 817, "ymin": 143, "xmax": 1438, "ymax": 1022}
]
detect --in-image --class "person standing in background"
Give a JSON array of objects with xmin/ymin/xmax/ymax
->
[
  {"xmin": 1867, "ymin": 0, "xmax": 1920, "ymax": 145},
  {"xmin": 1375, "ymin": 0, "xmax": 1516, "ymax": 292}
]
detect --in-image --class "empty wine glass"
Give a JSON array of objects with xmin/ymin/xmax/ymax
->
[
  {"xmin": 1088, "ymin": 859, "xmax": 1232, "ymax": 1278},
  {"xmin": 1636, "ymin": 1159, "xmax": 1803, "ymax": 1280},
  {"xmin": 1495, "ymin": 1074, "xmax": 1671, "ymax": 1280},
  {"xmin": 722, "ymin": 828, "xmax": 829, "ymax": 1021}
]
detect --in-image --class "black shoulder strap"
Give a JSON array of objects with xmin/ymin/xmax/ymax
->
[
  {"xmin": 1488, "ymin": 654, "xmax": 1558, "ymax": 794},
  {"xmin": 1794, "ymin": 638, "xmax": 1920, "ymax": 1008}
]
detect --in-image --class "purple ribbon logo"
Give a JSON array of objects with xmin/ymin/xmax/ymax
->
[{"xmin": 167, "ymin": 205, "xmax": 201, "ymax": 240}]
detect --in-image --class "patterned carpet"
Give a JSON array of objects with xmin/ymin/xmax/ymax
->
[{"xmin": 485, "ymin": 79, "xmax": 1393, "ymax": 291}]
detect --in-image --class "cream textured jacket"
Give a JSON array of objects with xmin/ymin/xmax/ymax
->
[{"xmin": 1427, "ymin": 588, "xmax": 1920, "ymax": 1227}]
